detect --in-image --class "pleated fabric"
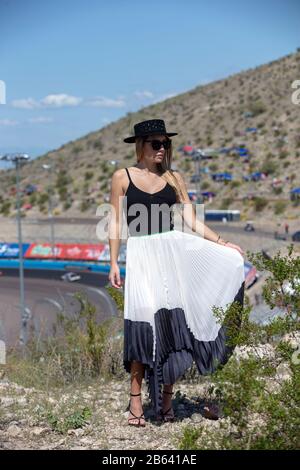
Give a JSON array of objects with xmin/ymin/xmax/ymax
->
[{"xmin": 123, "ymin": 228, "xmax": 245, "ymax": 416}]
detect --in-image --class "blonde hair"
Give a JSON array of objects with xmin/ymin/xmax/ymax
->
[{"xmin": 135, "ymin": 135, "xmax": 185, "ymax": 203}]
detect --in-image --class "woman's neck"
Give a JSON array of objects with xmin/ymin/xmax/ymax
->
[{"xmin": 134, "ymin": 162, "xmax": 161, "ymax": 174}]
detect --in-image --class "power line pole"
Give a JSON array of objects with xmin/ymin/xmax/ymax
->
[
  {"xmin": 0, "ymin": 153, "xmax": 30, "ymax": 348},
  {"xmin": 42, "ymin": 164, "xmax": 55, "ymax": 258},
  {"xmin": 192, "ymin": 151, "xmax": 203, "ymax": 204}
]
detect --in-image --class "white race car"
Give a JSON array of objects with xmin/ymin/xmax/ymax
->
[{"xmin": 61, "ymin": 272, "xmax": 81, "ymax": 282}]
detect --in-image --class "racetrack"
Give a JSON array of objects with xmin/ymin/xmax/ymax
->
[
  {"xmin": 0, "ymin": 269, "xmax": 120, "ymax": 348},
  {"xmin": 1, "ymin": 216, "xmax": 298, "ymax": 349}
]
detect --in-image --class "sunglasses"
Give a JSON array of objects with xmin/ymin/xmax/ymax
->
[{"xmin": 144, "ymin": 139, "xmax": 171, "ymax": 150}]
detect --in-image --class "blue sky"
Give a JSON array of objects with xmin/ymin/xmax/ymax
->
[{"xmin": 0, "ymin": 0, "xmax": 299, "ymax": 167}]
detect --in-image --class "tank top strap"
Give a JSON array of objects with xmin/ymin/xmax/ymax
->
[{"xmin": 125, "ymin": 167, "xmax": 132, "ymax": 184}]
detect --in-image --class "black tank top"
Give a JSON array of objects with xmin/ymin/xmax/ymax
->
[{"xmin": 123, "ymin": 167, "xmax": 177, "ymax": 236}]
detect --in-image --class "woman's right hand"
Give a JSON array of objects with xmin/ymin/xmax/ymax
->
[{"xmin": 108, "ymin": 263, "xmax": 122, "ymax": 288}]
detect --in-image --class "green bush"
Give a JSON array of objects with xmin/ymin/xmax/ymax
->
[
  {"xmin": 63, "ymin": 200, "xmax": 72, "ymax": 211},
  {"xmin": 220, "ymin": 197, "xmax": 233, "ymax": 209},
  {"xmin": 0, "ymin": 200, "xmax": 11, "ymax": 215},
  {"xmin": 100, "ymin": 181, "xmax": 108, "ymax": 191},
  {"xmin": 248, "ymin": 100, "xmax": 266, "ymax": 116},
  {"xmin": 201, "ymin": 181, "xmax": 210, "ymax": 190},
  {"xmin": 93, "ymin": 140, "xmax": 103, "ymax": 151},
  {"xmin": 179, "ymin": 159, "xmax": 192, "ymax": 172},
  {"xmin": 56, "ymin": 171, "xmax": 69, "ymax": 188},
  {"xmin": 100, "ymin": 161, "xmax": 109, "ymax": 173},
  {"xmin": 29, "ymin": 193, "xmax": 37, "ymax": 205},
  {"xmin": 209, "ymin": 163, "xmax": 218, "ymax": 172},
  {"xmin": 274, "ymin": 200, "xmax": 287, "ymax": 215},
  {"xmin": 84, "ymin": 171, "xmax": 93, "ymax": 180},
  {"xmin": 206, "ymin": 135, "xmax": 213, "ymax": 146},
  {"xmin": 46, "ymin": 406, "xmax": 92, "ymax": 434},
  {"xmin": 179, "ymin": 427, "xmax": 201, "ymax": 450},
  {"xmin": 272, "ymin": 186, "xmax": 282, "ymax": 195},
  {"xmin": 6, "ymin": 290, "xmax": 124, "ymax": 388},
  {"xmin": 178, "ymin": 245, "xmax": 300, "ymax": 450},
  {"xmin": 253, "ymin": 197, "xmax": 268, "ymax": 212},
  {"xmin": 279, "ymin": 150, "xmax": 288, "ymax": 159},
  {"xmin": 59, "ymin": 187, "xmax": 68, "ymax": 202},
  {"xmin": 73, "ymin": 145, "xmax": 83, "ymax": 154},
  {"xmin": 38, "ymin": 193, "xmax": 49, "ymax": 205},
  {"xmin": 80, "ymin": 200, "xmax": 90, "ymax": 212},
  {"xmin": 260, "ymin": 159, "xmax": 278, "ymax": 175},
  {"xmin": 230, "ymin": 180, "xmax": 241, "ymax": 189}
]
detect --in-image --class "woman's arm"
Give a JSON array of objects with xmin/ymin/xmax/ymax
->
[
  {"xmin": 173, "ymin": 171, "xmax": 244, "ymax": 256},
  {"xmin": 108, "ymin": 169, "xmax": 124, "ymax": 287}
]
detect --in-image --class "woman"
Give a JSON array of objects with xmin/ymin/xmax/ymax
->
[{"xmin": 108, "ymin": 119, "xmax": 245, "ymax": 427}]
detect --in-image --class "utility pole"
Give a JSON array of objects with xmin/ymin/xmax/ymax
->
[
  {"xmin": 192, "ymin": 151, "xmax": 203, "ymax": 204},
  {"xmin": 0, "ymin": 153, "xmax": 30, "ymax": 347},
  {"xmin": 42, "ymin": 164, "xmax": 55, "ymax": 258}
]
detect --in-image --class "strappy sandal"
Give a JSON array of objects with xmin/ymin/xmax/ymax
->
[
  {"xmin": 157, "ymin": 390, "xmax": 175, "ymax": 423},
  {"xmin": 127, "ymin": 392, "xmax": 146, "ymax": 427}
]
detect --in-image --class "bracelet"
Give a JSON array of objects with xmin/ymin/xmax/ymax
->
[{"xmin": 216, "ymin": 235, "xmax": 229, "ymax": 245}]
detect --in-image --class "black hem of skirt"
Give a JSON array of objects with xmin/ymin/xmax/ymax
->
[{"xmin": 123, "ymin": 280, "xmax": 245, "ymax": 416}]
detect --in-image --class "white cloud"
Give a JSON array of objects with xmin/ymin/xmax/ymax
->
[
  {"xmin": 11, "ymin": 98, "xmax": 40, "ymax": 109},
  {"xmin": 27, "ymin": 116, "xmax": 54, "ymax": 123},
  {"xmin": 85, "ymin": 96, "xmax": 126, "ymax": 108},
  {"xmin": 0, "ymin": 119, "xmax": 18, "ymax": 126},
  {"xmin": 0, "ymin": 80, "xmax": 6, "ymax": 104},
  {"xmin": 11, "ymin": 93, "xmax": 126, "ymax": 109},
  {"xmin": 40, "ymin": 94, "xmax": 82, "ymax": 107},
  {"xmin": 134, "ymin": 90, "xmax": 154, "ymax": 99}
]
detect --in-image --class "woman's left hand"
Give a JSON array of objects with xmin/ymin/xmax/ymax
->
[{"xmin": 223, "ymin": 241, "xmax": 244, "ymax": 257}]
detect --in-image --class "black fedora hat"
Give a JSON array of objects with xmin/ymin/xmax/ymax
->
[{"xmin": 123, "ymin": 119, "xmax": 178, "ymax": 143}]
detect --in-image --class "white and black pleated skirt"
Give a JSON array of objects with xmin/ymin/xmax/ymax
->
[{"xmin": 123, "ymin": 228, "xmax": 245, "ymax": 416}]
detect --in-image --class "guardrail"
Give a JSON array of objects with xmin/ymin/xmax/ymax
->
[{"xmin": 0, "ymin": 259, "xmax": 126, "ymax": 276}]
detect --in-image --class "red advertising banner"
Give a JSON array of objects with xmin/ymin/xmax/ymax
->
[{"xmin": 24, "ymin": 243, "xmax": 107, "ymax": 260}]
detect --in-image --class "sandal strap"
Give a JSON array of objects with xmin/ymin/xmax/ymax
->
[
  {"xmin": 127, "ymin": 392, "xmax": 142, "ymax": 412},
  {"xmin": 163, "ymin": 390, "xmax": 174, "ymax": 395},
  {"xmin": 162, "ymin": 407, "xmax": 172, "ymax": 416},
  {"xmin": 129, "ymin": 409, "xmax": 145, "ymax": 420}
]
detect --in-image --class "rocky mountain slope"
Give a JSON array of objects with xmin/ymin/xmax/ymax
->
[{"xmin": 0, "ymin": 49, "xmax": 299, "ymax": 224}]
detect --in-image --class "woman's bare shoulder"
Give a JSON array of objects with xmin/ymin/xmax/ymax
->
[
  {"xmin": 110, "ymin": 168, "xmax": 128, "ymax": 191},
  {"xmin": 111, "ymin": 168, "xmax": 126, "ymax": 180}
]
